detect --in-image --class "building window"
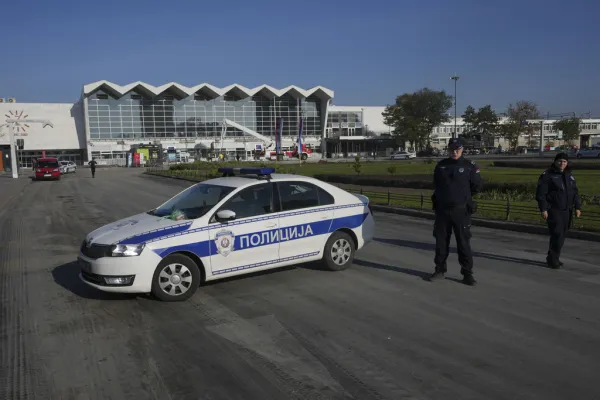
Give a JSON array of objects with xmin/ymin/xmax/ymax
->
[{"xmin": 86, "ymin": 90, "xmax": 323, "ymax": 140}]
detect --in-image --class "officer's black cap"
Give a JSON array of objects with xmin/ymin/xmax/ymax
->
[
  {"xmin": 554, "ymin": 152, "xmax": 569, "ymax": 162},
  {"xmin": 448, "ymin": 138, "xmax": 464, "ymax": 149}
]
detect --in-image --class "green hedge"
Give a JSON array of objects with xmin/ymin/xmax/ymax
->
[
  {"xmin": 314, "ymin": 174, "xmax": 534, "ymax": 192},
  {"xmin": 491, "ymin": 160, "xmax": 600, "ymax": 170}
]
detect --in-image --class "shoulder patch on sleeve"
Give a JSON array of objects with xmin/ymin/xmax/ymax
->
[{"xmin": 471, "ymin": 160, "xmax": 476, "ymax": 165}]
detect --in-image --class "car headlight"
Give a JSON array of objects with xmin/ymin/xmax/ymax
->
[{"xmin": 110, "ymin": 243, "xmax": 145, "ymax": 257}]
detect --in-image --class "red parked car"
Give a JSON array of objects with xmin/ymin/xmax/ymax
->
[{"xmin": 34, "ymin": 157, "xmax": 61, "ymax": 181}]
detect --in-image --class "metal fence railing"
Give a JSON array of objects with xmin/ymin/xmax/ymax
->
[
  {"xmin": 145, "ymin": 168, "xmax": 600, "ymax": 230},
  {"xmin": 344, "ymin": 188, "xmax": 600, "ymax": 228}
]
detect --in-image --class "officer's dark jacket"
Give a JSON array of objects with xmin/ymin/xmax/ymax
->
[
  {"xmin": 432, "ymin": 156, "xmax": 483, "ymax": 209},
  {"xmin": 535, "ymin": 167, "xmax": 581, "ymax": 212}
]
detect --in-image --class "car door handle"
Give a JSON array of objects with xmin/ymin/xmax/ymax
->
[
  {"xmin": 265, "ymin": 223, "xmax": 277, "ymax": 228},
  {"xmin": 320, "ymin": 215, "xmax": 330, "ymax": 220}
]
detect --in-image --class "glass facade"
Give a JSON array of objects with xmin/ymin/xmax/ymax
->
[
  {"xmin": 326, "ymin": 111, "xmax": 364, "ymax": 137},
  {"xmin": 86, "ymin": 89, "xmax": 323, "ymax": 141}
]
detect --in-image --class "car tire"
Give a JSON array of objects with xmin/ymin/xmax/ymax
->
[
  {"xmin": 321, "ymin": 231, "xmax": 355, "ymax": 271},
  {"xmin": 151, "ymin": 254, "xmax": 200, "ymax": 302}
]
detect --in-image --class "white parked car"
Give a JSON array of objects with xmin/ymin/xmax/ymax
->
[
  {"xmin": 59, "ymin": 160, "xmax": 77, "ymax": 173},
  {"xmin": 390, "ymin": 151, "xmax": 416, "ymax": 160},
  {"xmin": 78, "ymin": 167, "xmax": 375, "ymax": 301}
]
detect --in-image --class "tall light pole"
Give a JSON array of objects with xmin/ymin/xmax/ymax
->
[
  {"xmin": 450, "ymin": 75, "xmax": 459, "ymax": 139},
  {"xmin": 4, "ymin": 119, "xmax": 54, "ymax": 179}
]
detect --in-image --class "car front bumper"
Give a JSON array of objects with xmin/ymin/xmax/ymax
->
[
  {"xmin": 78, "ymin": 249, "xmax": 161, "ymax": 293},
  {"xmin": 35, "ymin": 172, "xmax": 61, "ymax": 179}
]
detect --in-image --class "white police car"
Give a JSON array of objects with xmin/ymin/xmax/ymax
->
[{"xmin": 78, "ymin": 167, "xmax": 375, "ymax": 301}]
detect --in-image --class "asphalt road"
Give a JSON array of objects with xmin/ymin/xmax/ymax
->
[{"xmin": 2, "ymin": 168, "xmax": 600, "ymax": 400}]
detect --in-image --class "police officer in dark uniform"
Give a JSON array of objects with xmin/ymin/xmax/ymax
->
[
  {"xmin": 430, "ymin": 138, "xmax": 483, "ymax": 285},
  {"xmin": 88, "ymin": 158, "xmax": 97, "ymax": 178},
  {"xmin": 535, "ymin": 152, "xmax": 581, "ymax": 269}
]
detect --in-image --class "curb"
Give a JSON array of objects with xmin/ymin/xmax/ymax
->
[
  {"xmin": 144, "ymin": 172, "xmax": 600, "ymax": 243},
  {"xmin": 371, "ymin": 205, "xmax": 600, "ymax": 243}
]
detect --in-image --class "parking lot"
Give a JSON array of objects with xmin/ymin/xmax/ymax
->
[{"xmin": 2, "ymin": 168, "xmax": 600, "ymax": 400}]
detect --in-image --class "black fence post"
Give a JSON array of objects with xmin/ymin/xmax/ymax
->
[
  {"xmin": 360, "ymin": 188, "xmax": 363, "ymax": 195},
  {"xmin": 420, "ymin": 192, "xmax": 424, "ymax": 210},
  {"xmin": 387, "ymin": 189, "xmax": 391, "ymax": 206},
  {"xmin": 506, "ymin": 197, "xmax": 511, "ymax": 221}
]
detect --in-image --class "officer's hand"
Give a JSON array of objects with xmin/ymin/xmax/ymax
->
[
  {"xmin": 541, "ymin": 211, "xmax": 548, "ymax": 220},
  {"xmin": 576, "ymin": 209, "xmax": 581, "ymax": 218}
]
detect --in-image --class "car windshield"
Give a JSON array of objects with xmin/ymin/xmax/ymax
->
[
  {"xmin": 149, "ymin": 183, "xmax": 235, "ymax": 219},
  {"xmin": 38, "ymin": 160, "xmax": 59, "ymax": 168}
]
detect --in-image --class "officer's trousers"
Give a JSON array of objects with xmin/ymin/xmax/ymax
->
[
  {"xmin": 433, "ymin": 206, "xmax": 473, "ymax": 275},
  {"xmin": 546, "ymin": 208, "xmax": 571, "ymax": 265}
]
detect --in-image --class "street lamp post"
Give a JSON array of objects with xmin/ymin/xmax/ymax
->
[
  {"xmin": 450, "ymin": 75, "xmax": 460, "ymax": 139},
  {"xmin": 4, "ymin": 119, "xmax": 54, "ymax": 179}
]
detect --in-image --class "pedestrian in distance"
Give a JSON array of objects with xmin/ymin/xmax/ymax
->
[
  {"xmin": 88, "ymin": 158, "xmax": 97, "ymax": 178},
  {"xmin": 535, "ymin": 152, "xmax": 581, "ymax": 269},
  {"xmin": 429, "ymin": 138, "xmax": 483, "ymax": 286}
]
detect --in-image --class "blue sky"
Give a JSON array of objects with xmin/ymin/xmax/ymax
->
[{"xmin": 2, "ymin": 0, "xmax": 599, "ymax": 116}]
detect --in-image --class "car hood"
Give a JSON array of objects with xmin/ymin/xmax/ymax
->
[{"xmin": 86, "ymin": 212, "xmax": 194, "ymax": 246}]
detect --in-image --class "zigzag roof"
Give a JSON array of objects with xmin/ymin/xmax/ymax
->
[{"xmin": 83, "ymin": 80, "xmax": 334, "ymax": 100}]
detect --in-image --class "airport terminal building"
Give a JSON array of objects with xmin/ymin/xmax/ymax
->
[{"xmin": 1, "ymin": 80, "xmax": 600, "ymax": 170}]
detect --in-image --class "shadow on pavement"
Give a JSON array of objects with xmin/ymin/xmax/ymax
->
[
  {"xmin": 375, "ymin": 237, "xmax": 550, "ymax": 268},
  {"xmin": 353, "ymin": 259, "xmax": 431, "ymax": 280},
  {"xmin": 52, "ymin": 261, "xmax": 137, "ymax": 301}
]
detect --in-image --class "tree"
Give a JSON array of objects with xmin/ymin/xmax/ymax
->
[
  {"xmin": 382, "ymin": 88, "xmax": 454, "ymax": 150},
  {"xmin": 461, "ymin": 105, "xmax": 477, "ymax": 136},
  {"xmin": 462, "ymin": 104, "xmax": 500, "ymax": 146},
  {"xmin": 554, "ymin": 118, "xmax": 581, "ymax": 145},
  {"xmin": 474, "ymin": 105, "xmax": 500, "ymax": 147},
  {"xmin": 502, "ymin": 101, "xmax": 541, "ymax": 150}
]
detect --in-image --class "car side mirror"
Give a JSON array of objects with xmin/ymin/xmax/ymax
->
[{"xmin": 215, "ymin": 209, "xmax": 236, "ymax": 222}]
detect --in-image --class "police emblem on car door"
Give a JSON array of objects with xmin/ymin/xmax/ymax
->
[
  {"xmin": 208, "ymin": 183, "xmax": 280, "ymax": 276},
  {"xmin": 215, "ymin": 230, "xmax": 235, "ymax": 257}
]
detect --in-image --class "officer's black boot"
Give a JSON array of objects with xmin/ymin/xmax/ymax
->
[
  {"xmin": 546, "ymin": 253, "xmax": 561, "ymax": 269},
  {"xmin": 462, "ymin": 274, "xmax": 476, "ymax": 286},
  {"xmin": 429, "ymin": 267, "xmax": 445, "ymax": 282}
]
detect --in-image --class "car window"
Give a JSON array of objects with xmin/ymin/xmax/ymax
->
[
  {"xmin": 216, "ymin": 183, "xmax": 273, "ymax": 220},
  {"xmin": 152, "ymin": 183, "xmax": 235, "ymax": 219},
  {"xmin": 38, "ymin": 160, "xmax": 59, "ymax": 168},
  {"xmin": 277, "ymin": 181, "xmax": 334, "ymax": 211}
]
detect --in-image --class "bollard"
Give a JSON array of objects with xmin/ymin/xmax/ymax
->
[
  {"xmin": 506, "ymin": 197, "xmax": 511, "ymax": 220},
  {"xmin": 387, "ymin": 190, "xmax": 391, "ymax": 206},
  {"xmin": 420, "ymin": 192, "xmax": 424, "ymax": 210}
]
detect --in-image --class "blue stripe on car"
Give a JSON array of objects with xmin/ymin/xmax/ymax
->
[
  {"xmin": 119, "ymin": 202, "xmax": 366, "ymax": 246},
  {"xmin": 213, "ymin": 252, "xmax": 321, "ymax": 275},
  {"xmin": 119, "ymin": 222, "xmax": 193, "ymax": 245},
  {"xmin": 151, "ymin": 213, "xmax": 368, "ymax": 259}
]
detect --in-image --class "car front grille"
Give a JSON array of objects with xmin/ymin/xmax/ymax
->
[
  {"xmin": 81, "ymin": 270, "xmax": 105, "ymax": 285},
  {"xmin": 80, "ymin": 241, "xmax": 112, "ymax": 259}
]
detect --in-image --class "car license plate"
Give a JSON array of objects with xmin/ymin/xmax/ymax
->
[
  {"xmin": 44, "ymin": 174, "xmax": 51, "ymax": 177},
  {"xmin": 78, "ymin": 258, "xmax": 91, "ymax": 273}
]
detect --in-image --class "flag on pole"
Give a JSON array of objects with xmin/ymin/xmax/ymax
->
[{"xmin": 297, "ymin": 118, "xmax": 303, "ymax": 158}]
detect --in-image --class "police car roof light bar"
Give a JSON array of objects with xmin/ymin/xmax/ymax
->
[{"xmin": 218, "ymin": 167, "xmax": 276, "ymax": 178}]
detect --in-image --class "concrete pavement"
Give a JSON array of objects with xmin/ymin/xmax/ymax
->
[{"xmin": 1, "ymin": 168, "xmax": 600, "ymax": 400}]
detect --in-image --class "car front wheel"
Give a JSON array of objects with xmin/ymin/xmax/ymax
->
[
  {"xmin": 321, "ymin": 231, "xmax": 355, "ymax": 271},
  {"xmin": 151, "ymin": 254, "xmax": 200, "ymax": 302}
]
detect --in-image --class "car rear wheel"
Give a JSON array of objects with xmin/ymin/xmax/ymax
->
[
  {"xmin": 321, "ymin": 231, "xmax": 355, "ymax": 271},
  {"xmin": 151, "ymin": 254, "xmax": 200, "ymax": 302}
]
